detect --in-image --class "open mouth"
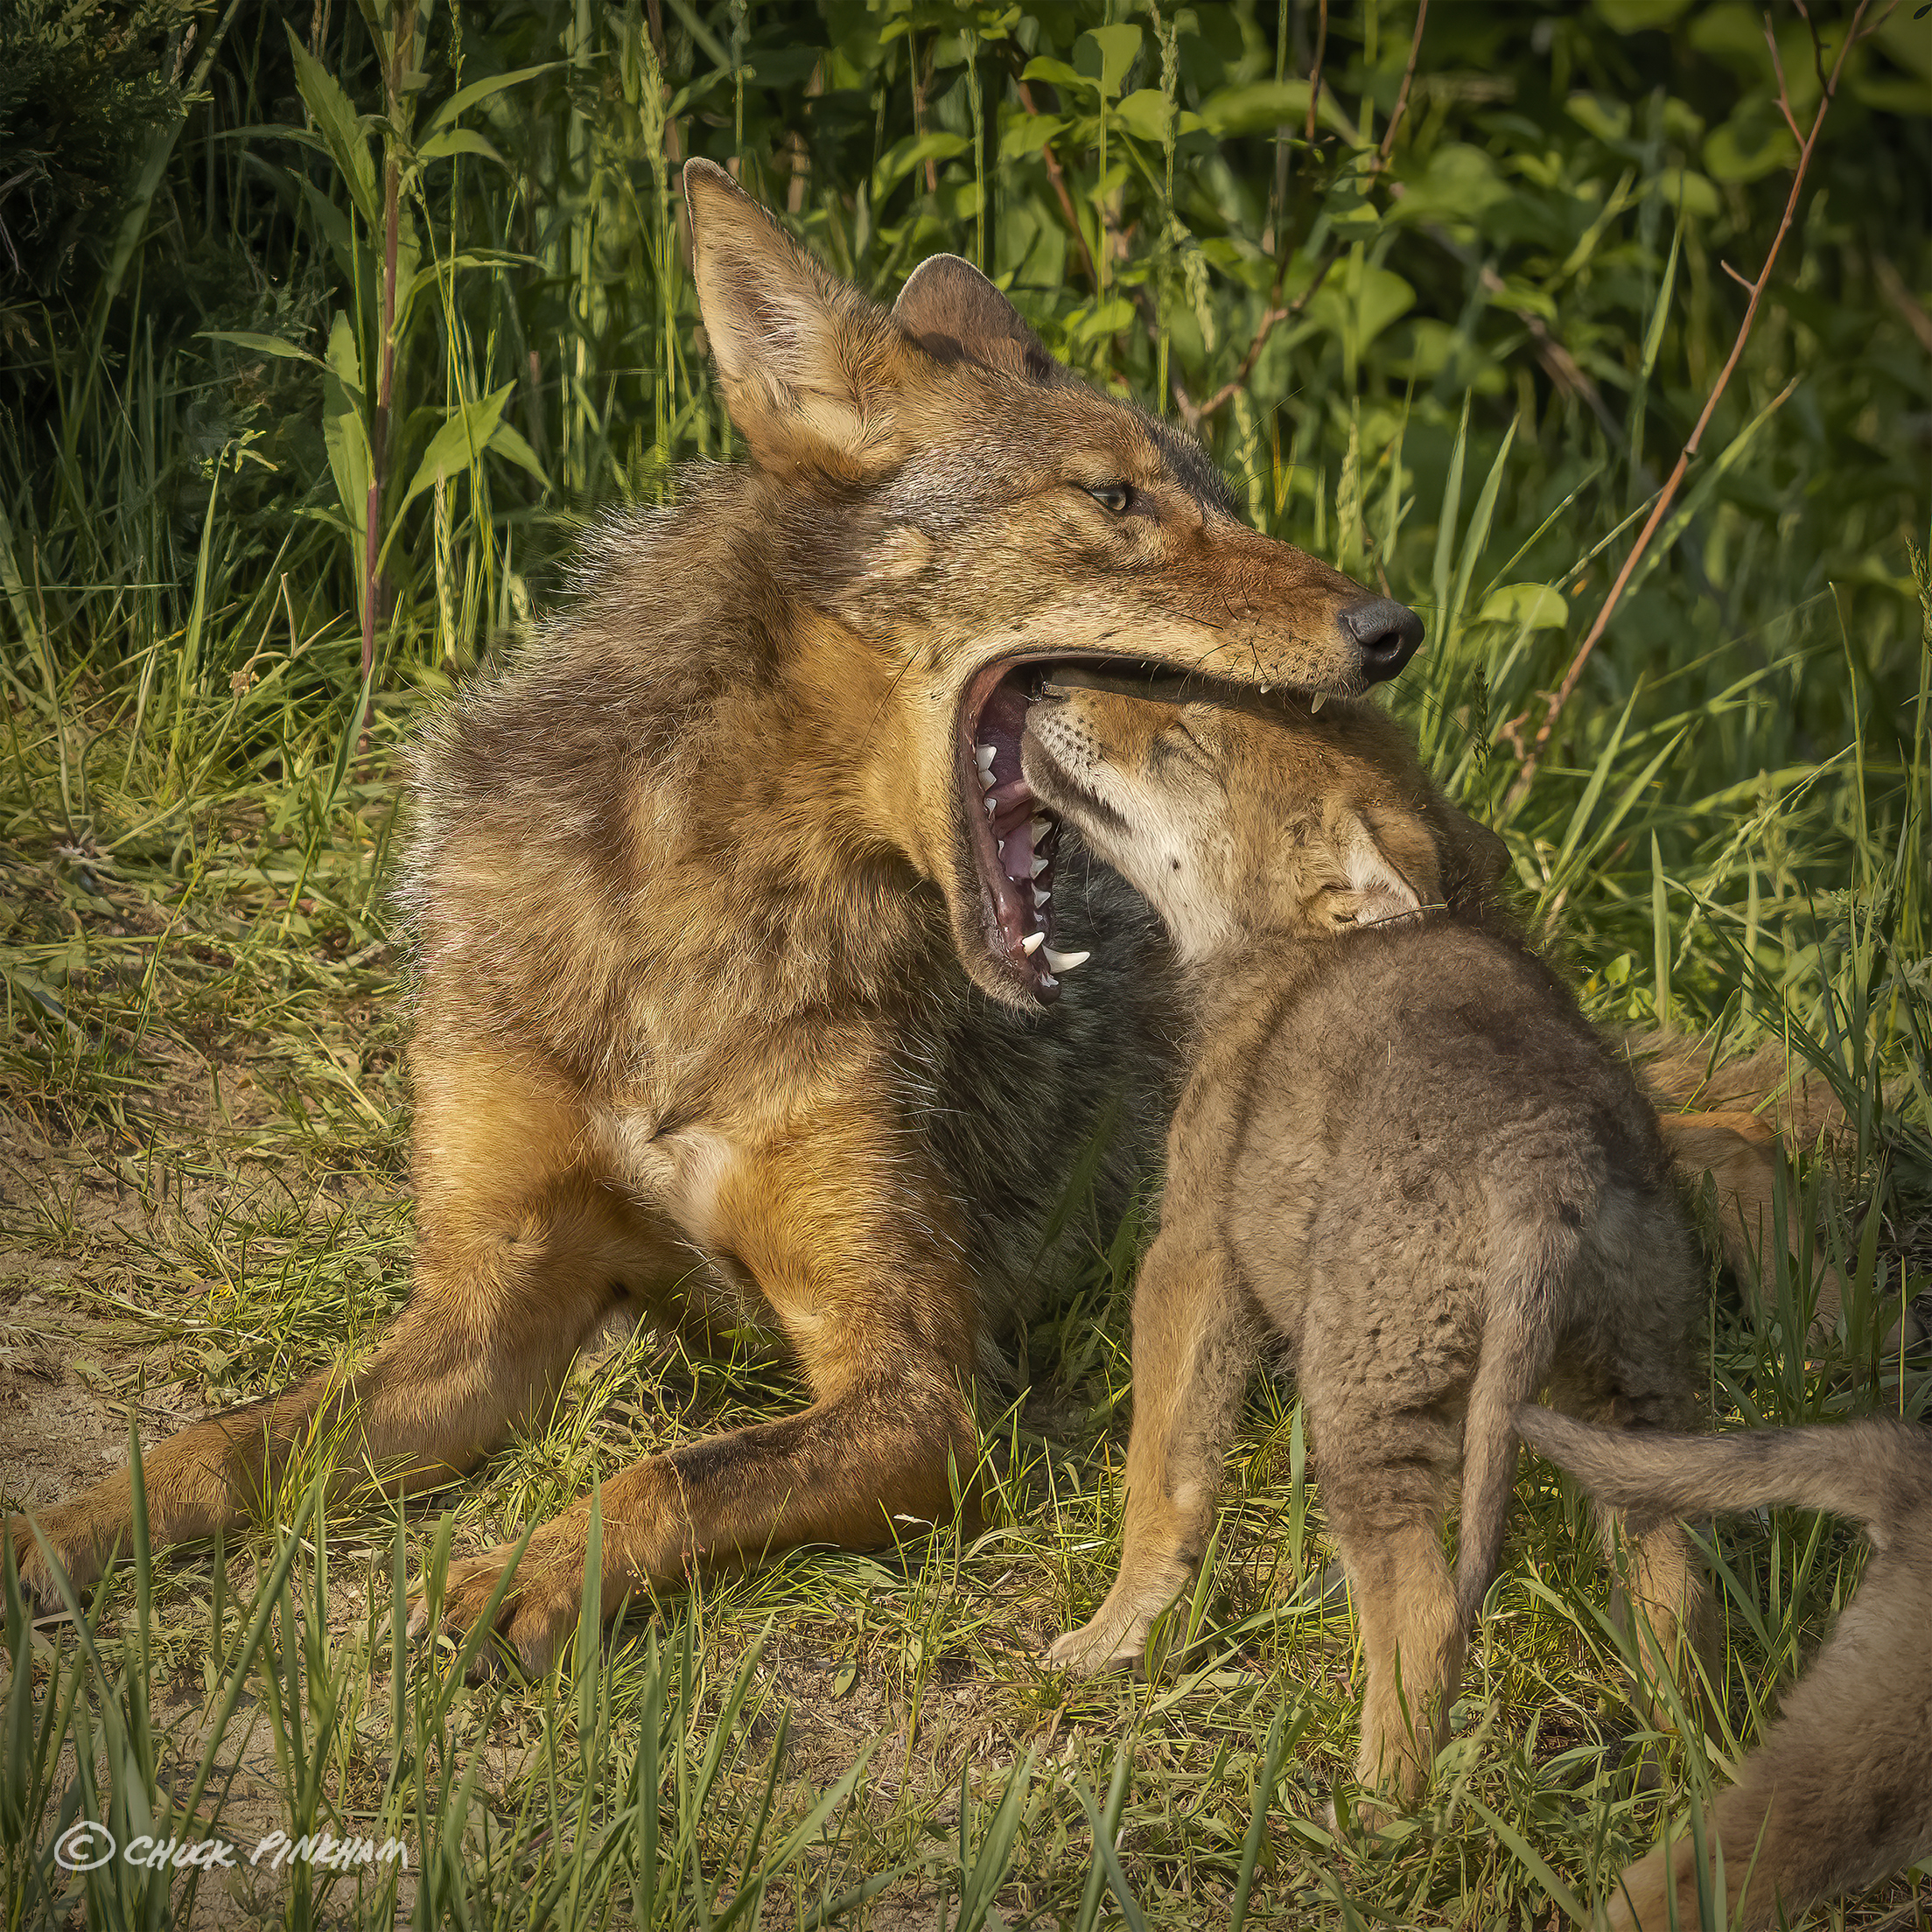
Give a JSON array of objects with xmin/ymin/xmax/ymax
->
[{"xmin": 959, "ymin": 654, "xmax": 1205, "ymax": 1003}]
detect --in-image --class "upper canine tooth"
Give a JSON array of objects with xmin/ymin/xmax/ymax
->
[
  {"xmin": 1020, "ymin": 931, "xmax": 1045, "ymax": 956},
  {"xmin": 1310, "ymin": 692, "xmax": 1326, "ymax": 715},
  {"xmin": 1044, "ymin": 947, "xmax": 1089, "ymax": 973}
]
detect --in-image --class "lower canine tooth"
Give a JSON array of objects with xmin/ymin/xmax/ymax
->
[
  {"xmin": 1044, "ymin": 947, "xmax": 1089, "ymax": 973},
  {"xmin": 1020, "ymin": 931, "xmax": 1045, "ymax": 956}
]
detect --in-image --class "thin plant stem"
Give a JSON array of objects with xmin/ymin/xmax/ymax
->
[{"xmin": 1510, "ymin": 0, "xmax": 1897, "ymax": 801}]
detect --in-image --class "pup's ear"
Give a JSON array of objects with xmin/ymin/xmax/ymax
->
[
  {"xmin": 892, "ymin": 255, "xmax": 1061, "ymax": 383},
  {"xmin": 1326, "ymin": 807, "xmax": 1434, "ymax": 930},
  {"xmin": 682, "ymin": 158, "xmax": 904, "ymax": 473},
  {"xmin": 1428, "ymin": 802, "xmax": 1511, "ymax": 914}
]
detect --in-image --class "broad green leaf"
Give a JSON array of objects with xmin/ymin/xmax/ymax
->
[
  {"xmin": 383, "ymin": 383, "xmax": 515, "ymax": 551},
  {"xmin": 1000, "ymin": 113, "xmax": 1063, "ymax": 159},
  {"xmin": 416, "ymin": 128, "xmax": 505, "ymax": 167},
  {"xmin": 1020, "ymin": 56, "xmax": 1084, "ymax": 93},
  {"xmin": 1704, "ymin": 100, "xmax": 1799, "ymax": 183},
  {"xmin": 1113, "ymin": 89, "xmax": 1172, "ymax": 144},
  {"xmin": 321, "ymin": 313, "xmax": 371, "ymax": 610},
  {"xmin": 425, "ymin": 62, "xmax": 556, "ymax": 136},
  {"xmin": 1655, "ymin": 165, "xmax": 1720, "ymax": 218},
  {"xmin": 1308, "ymin": 265, "xmax": 1416, "ymax": 351},
  {"xmin": 1478, "ymin": 583, "xmax": 1569, "ymax": 630},
  {"xmin": 486, "ymin": 417, "xmax": 550, "ymax": 490},
  {"xmin": 1386, "ymin": 142, "xmax": 1508, "ymax": 225},
  {"xmin": 874, "ymin": 130, "xmax": 970, "ymax": 198},
  {"xmin": 1074, "ymin": 25, "xmax": 1142, "ymax": 100},
  {"xmin": 286, "ymin": 26, "xmax": 380, "ymax": 226},
  {"xmin": 1565, "ymin": 92, "xmax": 1631, "ymax": 143},
  {"xmin": 199, "ymin": 330, "xmax": 323, "ymax": 368},
  {"xmin": 1198, "ymin": 80, "xmax": 1355, "ymax": 140},
  {"xmin": 298, "ymin": 178, "xmax": 360, "ymax": 284}
]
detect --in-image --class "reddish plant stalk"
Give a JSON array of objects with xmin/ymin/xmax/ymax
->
[{"xmin": 1511, "ymin": 0, "xmax": 1893, "ymax": 802}]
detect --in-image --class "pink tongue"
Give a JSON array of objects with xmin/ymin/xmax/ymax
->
[{"xmin": 1001, "ymin": 824, "xmax": 1034, "ymax": 885}]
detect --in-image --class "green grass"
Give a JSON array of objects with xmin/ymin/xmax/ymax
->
[
  {"xmin": 5, "ymin": 0, "xmax": 1932, "ymax": 1922},
  {"xmin": 1, "ymin": 590, "xmax": 1928, "ymax": 1927}
]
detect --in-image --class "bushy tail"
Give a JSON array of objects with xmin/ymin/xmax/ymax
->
[
  {"xmin": 1454, "ymin": 1230, "xmax": 1569, "ymax": 1632},
  {"xmin": 1515, "ymin": 1407, "xmax": 1932, "ymax": 1534}
]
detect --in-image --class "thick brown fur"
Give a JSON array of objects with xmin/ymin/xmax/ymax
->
[
  {"xmin": 1027, "ymin": 690, "xmax": 1707, "ymax": 1809},
  {"xmin": 1518, "ymin": 1406, "xmax": 1932, "ymax": 1929},
  {"xmin": 4, "ymin": 165, "xmax": 1441, "ymax": 1670}
]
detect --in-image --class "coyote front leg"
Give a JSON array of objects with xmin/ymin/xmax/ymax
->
[
  {"xmin": 1047, "ymin": 1232, "xmax": 1258, "ymax": 1676},
  {"xmin": 415, "ymin": 1125, "xmax": 986, "ymax": 1674},
  {"xmin": 7, "ymin": 1043, "xmax": 676, "ymax": 1607}
]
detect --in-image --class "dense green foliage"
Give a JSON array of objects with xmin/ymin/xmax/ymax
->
[
  {"xmin": 3, "ymin": 4, "xmax": 1931, "ymax": 1926},
  {"xmin": 4, "ymin": 0, "xmax": 1930, "ymax": 1005}
]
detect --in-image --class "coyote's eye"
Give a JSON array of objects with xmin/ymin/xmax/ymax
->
[{"xmin": 1084, "ymin": 482, "xmax": 1133, "ymax": 515}]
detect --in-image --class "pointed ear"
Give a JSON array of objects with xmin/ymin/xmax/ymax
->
[
  {"xmin": 682, "ymin": 158, "xmax": 904, "ymax": 473},
  {"xmin": 1328, "ymin": 807, "xmax": 1434, "ymax": 929},
  {"xmin": 892, "ymin": 255, "xmax": 1060, "ymax": 382},
  {"xmin": 1427, "ymin": 800, "xmax": 1511, "ymax": 914}
]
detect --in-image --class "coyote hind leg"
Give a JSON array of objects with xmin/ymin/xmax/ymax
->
[{"xmin": 1325, "ymin": 1476, "xmax": 1463, "ymax": 1813}]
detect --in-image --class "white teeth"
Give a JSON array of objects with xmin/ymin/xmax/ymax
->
[
  {"xmin": 1020, "ymin": 931, "xmax": 1045, "ymax": 956},
  {"xmin": 1030, "ymin": 855, "xmax": 1049, "ymax": 878},
  {"xmin": 975, "ymin": 744, "xmax": 997, "ymax": 774},
  {"xmin": 979, "ymin": 769, "xmax": 998, "ymax": 793},
  {"xmin": 1311, "ymin": 692, "xmax": 1326, "ymax": 714},
  {"xmin": 1029, "ymin": 816, "xmax": 1051, "ymax": 844},
  {"xmin": 1032, "ymin": 886, "xmax": 1051, "ymax": 907},
  {"xmin": 1045, "ymin": 947, "xmax": 1089, "ymax": 973},
  {"xmin": 985, "ymin": 796, "xmax": 998, "ymax": 816}
]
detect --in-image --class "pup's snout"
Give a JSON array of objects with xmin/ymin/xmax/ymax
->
[{"xmin": 1339, "ymin": 598, "xmax": 1424, "ymax": 683}]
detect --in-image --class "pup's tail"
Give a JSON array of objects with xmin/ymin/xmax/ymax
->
[
  {"xmin": 1454, "ymin": 1231, "xmax": 1567, "ymax": 1633},
  {"xmin": 1515, "ymin": 1406, "xmax": 1932, "ymax": 1535}
]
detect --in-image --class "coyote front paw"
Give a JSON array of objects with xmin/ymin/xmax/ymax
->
[
  {"xmin": 4, "ymin": 1508, "xmax": 110, "ymax": 1615},
  {"xmin": 1046, "ymin": 1576, "xmax": 1179, "ymax": 1677},
  {"xmin": 408, "ymin": 1529, "xmax": 587, "ymax": 1680}
]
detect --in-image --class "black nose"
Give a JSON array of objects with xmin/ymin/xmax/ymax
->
[{"xmin": 1339, "ymin": 597, "xmax": 1424, "ymax": 682}]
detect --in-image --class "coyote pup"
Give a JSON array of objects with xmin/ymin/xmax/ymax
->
[
  {"xmin": 1026, "ymin": 682, "xmax": 1706, "ymax": 1806},
  {"xmin": 1519, "ymin": 1406, "xmax": 1932, "ymax": 1930}
]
